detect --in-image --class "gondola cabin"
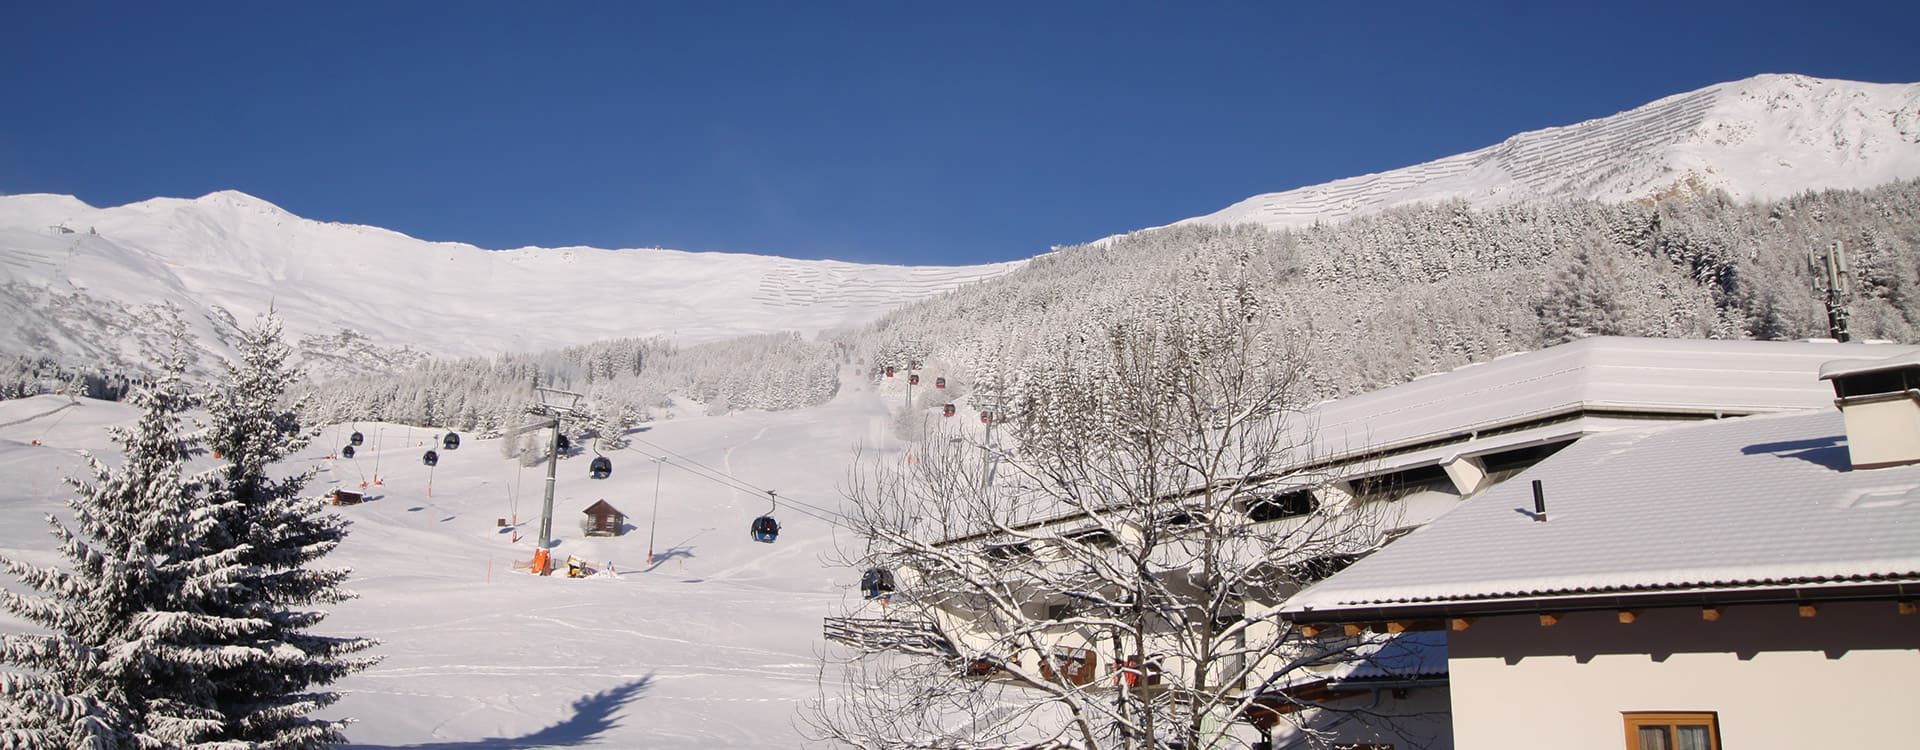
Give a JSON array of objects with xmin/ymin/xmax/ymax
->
[
  {"xmin": 943, "ymin": 404, "xmax": 956, "ymax": 417},
  {"xmin": 885, "ymin": 366, "xmax": 895, "ymax": 378},
  {"xmin": 860, "ymin": 567, "xmax": 896, "ymax": 599},
  {"xmin": 581, "ymin": 500, "xmax": 628, "ymax": 537},
  {"xmin": 909, "ymin": 373, "xmax": 920, "ymax": 385},
  {"xmin": 422, "ymin": 450, "xmax": 438, "ymax": 467},
  {"xmin": 349, "ymin": 431, "xmax": 364, "ymax": 446},
  {"xmin": 589, "ymin": 456, "xmax": 612, "ymax": 479},
  {"xmin": 341, "ymin": 445, "xmax": 356, "ymax": 459},
  {"xmin": 980, "ymin": 411, "xmax": 994, "ymax": 425},
  {"xmin": 935, "ymin": 377, "xmax": 946, "ymax": 389},
  {"xmin": 751, "ymin": 515, "xmax": 780, "ymax": 543},
  {"xmin": 329, "ymin": 489, "xmax": 363, "ymax": 506},
  {"xmin": 442, "ymin": 432, "xmax": 460, "ymax": 450}
]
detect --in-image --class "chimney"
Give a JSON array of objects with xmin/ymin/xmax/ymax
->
[
  {"xmin": 1820, "ymin": 352, "xmax": 1920, "ymax": 469},
  {"xmin": 1531, "ymin": 480, "xmax": 1548, "ymax": 522}
]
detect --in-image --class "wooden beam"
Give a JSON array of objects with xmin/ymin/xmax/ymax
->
[
  {"xmin": 1449, "ymin": 617, "xmax": 1473, "ymax": 632},
  {"xmin": 1538, "ymin": 613, "xmax": 1561, "ymax": 627},
  {"xmin": 1701, "ymin": 606, "xmax": 1722, "ymax": 622},
  {"xmin": 1798, "ymin": 603, "xmax": 1819, "ymax": 619},
  {"xmin": 1342, "ymin": 624, "xmax": 1365, "ymax": 637},
  {"xmin": 1899, "ymin": 601, "xmax": 1917, "ymax": 616},
  {"xmin": 1386, "ymin": 621, "xmax": 1408, "ymax": 634},
  {"xmin": 1617, "ymin": 610, "xmax": 1638, "ymax": 624},
  {"xmin": 1299, "ymin": 624, "xmax": 1325, "ymax": 638}
]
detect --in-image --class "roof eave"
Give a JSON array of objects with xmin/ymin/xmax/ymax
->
[{"xmin": 1284, "ymin": 578, "xmax": 1920, "ymax": 626}]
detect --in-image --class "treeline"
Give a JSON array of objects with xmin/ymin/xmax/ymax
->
[
  {"xmin": 297, "ymin": 332, "xmax": 840, "ymax": 436},
  {"xmin": 850, "ymin": 180, "xmax": 1920, "ymax": 403},
  {"xmin": 0, "ymin": 354, "xmax": 144, "ymax": 400}
]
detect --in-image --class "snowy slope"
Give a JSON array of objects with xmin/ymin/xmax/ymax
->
[
  {"xmin": 0, "ymin": 366, "xmax": 961, "ymax": 747},
  {"xmin": 1186, "ymin": 74, "xmax": 1920, "ymax": 230},
  {"xmin": 0, "ymin": 191, "xmax": 1024, "ymax": 375}
]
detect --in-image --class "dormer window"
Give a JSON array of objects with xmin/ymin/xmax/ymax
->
[{"xmin": 1244, "ymin": 489, "xmax": 1319, "ymax": 523}]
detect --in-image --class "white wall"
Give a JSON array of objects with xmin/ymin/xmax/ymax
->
[{"xmin": 1449, "ymin": 601, "xmax": 1920, "ymax": 749}]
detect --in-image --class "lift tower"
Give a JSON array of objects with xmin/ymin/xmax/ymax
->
[{"xmin": 525, "ymin": 387, "xmax": 587, "ymax": 575}]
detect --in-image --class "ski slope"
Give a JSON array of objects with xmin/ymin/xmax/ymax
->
[{"xmin": 0, "ymin": 367, "xmax": 973, "ymax": 747}]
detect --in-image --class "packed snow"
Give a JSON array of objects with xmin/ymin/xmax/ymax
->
[{"xmin": 0, "ymin": 367, "xmax": 959, "ymax": 747}]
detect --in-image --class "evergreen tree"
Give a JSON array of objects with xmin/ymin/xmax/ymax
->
[
  {"xmin": 0, "ymin": 346, "xmax": 241, "ymax": 748},
  {"xmin": 203, "ymin": 315, "xmax": 377, "ymax": 748}
]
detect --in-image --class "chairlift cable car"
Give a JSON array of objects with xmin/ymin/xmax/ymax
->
[
  {"xmin": 341, "ymin": 444, "xmax": 356, "ymax": 459},
  {"xmin": 860, "ymin": 567, "xmax": 896, "ymax": 600},
  {"xmin": 422, "ymin": 449, "xmax": 439, "ymax": 467},
  {"xmin": 350, "ymin": 431, "xmax": 364, "ymax": 446},
  {"xmin": 751, "ymin": 490, "xmax": 780, "ymax": 543},
  {"xmin": 590, "ymin": 455, "xmax": 612, "ymax": 479},
  {"xmin": 943, "ymin": 404, "xmax": 956, "ymax": 417},
  {"xmin": 935, "ymin": 377, "xmax": 946, "ymax": 389},
  {"xmin": 443, "ymin": 432, "xmax": 460, "ymax": 450}
]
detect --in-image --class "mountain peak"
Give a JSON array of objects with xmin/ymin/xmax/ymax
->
[
  {"xmin": 1186, "ymin": 74, "xmax": 1920, "ymax": 231},
  {"xmin": 191, "ymin": 189, "xmax": 294, "ymax": 215}
]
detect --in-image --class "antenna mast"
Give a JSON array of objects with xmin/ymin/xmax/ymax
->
[{"xmin": 1809, "ymin": 242, "xmax": 1853, "ymax": 343}]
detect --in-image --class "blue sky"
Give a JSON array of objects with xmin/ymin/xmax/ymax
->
[{"xmin": 2, "ymin": 2, "xmax": 1915, "ymax": 265}]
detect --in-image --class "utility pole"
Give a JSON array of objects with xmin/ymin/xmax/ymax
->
[
  {"xmin": 525, "ymin": 387, "xmax": 586, "ymax": 575},
  {"xmin": 1810, "ymin": 241, "xmax": 1853, "ymax": 343},
  {"xmin": 647, "ymin": 455, "xmax": 664, "ymax": 565},
  {"xmin": 904, "ymin": 358, "xmax": 920, "ymax": 412}
]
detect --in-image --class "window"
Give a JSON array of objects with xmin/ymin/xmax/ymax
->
[
  {"xmin": 1623, "ymin": 712, "xmax": 1720, "ymax": 750},
  {"xmin": 1350, "ymin": 464, "xmax": 1456, "ymax": 503},
  {"xmin": 1245, "ymin": 489, "xmax": 1318, "ymax": 523}
]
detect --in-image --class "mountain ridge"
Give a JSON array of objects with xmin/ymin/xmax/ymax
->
[
  {"xmin": 3, "ymin": 73, "xmax": 1916, "ymax": 382},
  {"xmin": 1180, "ymin": 73, "xmax": 1920, "ymax": 231}
]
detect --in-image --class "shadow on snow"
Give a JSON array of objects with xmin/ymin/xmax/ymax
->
[{"xmin": 343, "ymin": 675, "xmax": 653, "ymax": 749}]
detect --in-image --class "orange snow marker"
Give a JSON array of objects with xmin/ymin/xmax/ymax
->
[
  {"xmin": 530, "ymin": 547, "xmax": 553, "ymax": 576},
  {"xmin": 359, "ymin": 480, "xmax": 369, "ymax": 489},
  {"xmin": 373, "ymin": 475, "xmax": 384, "ymax": 486}
]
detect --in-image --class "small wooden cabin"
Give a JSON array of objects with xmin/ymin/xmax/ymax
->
[
  {"xmin": 581, "ymin": 499, "xmax": 628, "ymax": 536},
  {"xmin": 330, "ymin": 489, "xmax": 364, "ymax": 506}
]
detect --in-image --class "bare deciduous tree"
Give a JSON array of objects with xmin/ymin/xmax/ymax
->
[{"xmin": 812, "ymin": 266, "xmax": 1400, "ymax": 749}]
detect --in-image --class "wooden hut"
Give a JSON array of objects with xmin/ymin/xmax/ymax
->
[
  {"xmin": 330, "ymin": 489, "xmax": 364, "ymax": 506},
  {"xmin": 581, "ymin": 500, "xmax": 628, "ymax": 536}
]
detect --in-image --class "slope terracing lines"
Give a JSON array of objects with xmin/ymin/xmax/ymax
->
[
  {"xmin": 1196, "ymin": 87, "xmax": 1720, "ymax": 230},
  {"xmin": 751, "ymin": 261, "xmax": 1021, "ymax": 311}
]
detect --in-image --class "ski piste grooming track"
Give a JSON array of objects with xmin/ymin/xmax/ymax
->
[{"xmin": 0, "ymin": 371, "xmax": 923, "ymax": 747}]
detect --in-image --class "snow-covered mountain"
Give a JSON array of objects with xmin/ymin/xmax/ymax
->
[
  {"xmin": 1185, "ymin": 74, "xmax": 1920, "ymax": 230},
  {"xmin": 0, "ymin": 191, "xmax": 1023, "ymax": 376},
  {"xmin": 5, "ymin": 74, "xmax": 1916, "ymax": 382}
]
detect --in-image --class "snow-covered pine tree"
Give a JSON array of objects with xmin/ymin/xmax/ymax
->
[
  {"xmin": 203, "ymin": 315, "xmax": 377, "ymax": 748},
  {"xmin": 0, "ymin": 344, "xmax": 241, "ymax": 748}
]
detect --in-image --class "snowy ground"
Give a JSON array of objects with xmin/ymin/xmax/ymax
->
[{"xmin": 0, "ymin": 369, "xmax": 950, "ymax": 747}]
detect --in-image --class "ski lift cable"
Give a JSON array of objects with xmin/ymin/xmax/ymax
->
[
  {"xmin": 613, "ymin": 443, "xmax": 848, "ymax": 526},
  {"xmin": 621, "ymin": 436, "xmax": 848, "ymax": 520},
  {"xmin": 615, "ymin": 440, "xmax": 793, "ymax": 504}
]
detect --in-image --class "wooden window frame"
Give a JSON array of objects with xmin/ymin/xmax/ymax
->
[{"xmin": 1622, "ymin": 711, "xmax": 1721, "ymax": 750}]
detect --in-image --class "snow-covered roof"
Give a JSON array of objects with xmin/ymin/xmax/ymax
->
[
  {"xmin": 1297, "ymin": 337, "xmax": 1902, "ymax": 470},
  {"xmin": 1283, "ymin": 409, "xmax": 1920, "ymax": 619},
  {"xmin": 1818, "ymin": 349, "xmax": 1920, "ymax": 380}
]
